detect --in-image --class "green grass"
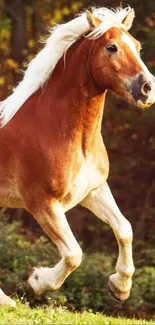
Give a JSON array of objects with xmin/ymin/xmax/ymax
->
[{"xmin": 0, "ymin": 302, "xmax": 155, "ymax": 325}]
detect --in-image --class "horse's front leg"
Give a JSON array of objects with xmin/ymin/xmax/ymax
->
[
  {"xmin": 81, "ymin": 182, "xmax": 135, "ymax": 301},
  {"xmin": 26, "ymin": 200, "xmax": 82, "ymax": 294}
]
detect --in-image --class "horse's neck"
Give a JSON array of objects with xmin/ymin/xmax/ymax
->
[
  {"xmin": 80, "ymin": 93, "xmax": 106, "ymax": 153},
  {"xmin": 26, "ymin": 38, "xmax": 106, "ymax": 151}
]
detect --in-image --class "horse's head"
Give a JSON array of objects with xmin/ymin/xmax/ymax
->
[{"xmin": 87, "ymin": 8, "xmax": 155, "ymax": 108}]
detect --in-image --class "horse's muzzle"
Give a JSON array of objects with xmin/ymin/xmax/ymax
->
[{"xmin": 131, "ymin": 72, "xmax": 155, "ymax": 108}]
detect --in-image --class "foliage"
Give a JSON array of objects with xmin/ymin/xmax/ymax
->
[
  {"xmin": 0, "ymin": 213, "xmax": 155, "ymax": 319},
  {"xmin": 0, "ymin": 304, "xmax": 155, "ymax": 325}
]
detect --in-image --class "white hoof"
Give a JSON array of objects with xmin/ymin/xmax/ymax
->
[
  {"xmin": 27, "ymin": 267, "xmax": 59, "ymax": 294},
  {"xmin": 0, "ymin": 289, "xmax": 16, "ymax": 307}
]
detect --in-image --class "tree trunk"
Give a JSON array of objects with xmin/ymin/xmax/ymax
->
[{"xmin": 5, "ymin": 0, "xmax": 27, "ymax": 63}]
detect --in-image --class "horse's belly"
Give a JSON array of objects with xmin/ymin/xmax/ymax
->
[{"xmin": 0, "ymin": 184, "xmax": 24, "ymax": 208}]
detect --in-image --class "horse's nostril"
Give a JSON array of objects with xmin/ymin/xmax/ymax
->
[{"xmin": 141, "ymin": 82, "xmax": 152, "ymax": 96}]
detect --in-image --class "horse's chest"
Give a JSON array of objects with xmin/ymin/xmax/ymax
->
[{"xmin": 62, "ymin": 156, "xmax": 108, "ymax": 211}]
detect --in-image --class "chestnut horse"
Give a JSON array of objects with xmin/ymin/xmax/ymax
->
[{"xmin": 0, "ymin": 7, "xmax": 155, "ymax": 307}]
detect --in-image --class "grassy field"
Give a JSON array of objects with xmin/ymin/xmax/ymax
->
[{"xmin": 0, "ymin": 302, "xmax": 155, "ymax": 325}]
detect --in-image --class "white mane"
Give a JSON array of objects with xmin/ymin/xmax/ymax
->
[{"xmin": 0, "ymin": 6, "xmax": 131, "ymax": 126}]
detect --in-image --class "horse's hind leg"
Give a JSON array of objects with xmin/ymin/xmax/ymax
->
[
  {"xmin": 0, "ymin": 289, "xmax": 16, "ymax": 307},
  {"xmin": 81, "ymin": 182, "xmax": 135, "ymax": 301},
  {"xmin": 26, "ymin": 200, "xmax": 82, "ymax": 294}
]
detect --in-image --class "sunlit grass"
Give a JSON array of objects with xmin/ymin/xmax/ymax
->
[{"xmin": 0, "ymin": 301, "xmax": 154, "ymax": 325}]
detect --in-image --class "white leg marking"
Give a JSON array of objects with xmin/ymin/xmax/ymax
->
[
  {"xmin": 81, "ymin": 182, "xmax": 135, "ymax": 293},
  {"xmin": 0, "ymin": 289, "xmax": 16, "ymax": 307},
  {"xmin": 27, "ymin": 202, "xmax": 82, "ymax": 294}
]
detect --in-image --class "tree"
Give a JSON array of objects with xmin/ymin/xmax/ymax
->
[{"xmin": 5, "ymin": 0, "xmax": 27, "ymax": 63}]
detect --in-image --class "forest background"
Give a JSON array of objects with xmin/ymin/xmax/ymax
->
[{"xmin": 0, "ymin": 0, "xmax": 155, "ymax": 319}]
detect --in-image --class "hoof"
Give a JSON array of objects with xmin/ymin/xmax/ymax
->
[
  {"xmin": 0, "ymin": 290, "xmax": 16, "ymax": 307},
  {"xmin": 108, "ymin": 280, "xmax": 130, "ymax": 301}
]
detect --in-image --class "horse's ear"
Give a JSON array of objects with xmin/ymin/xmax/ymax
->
[
  {"xmin": 121, "ymin": 8, "xmax": 135, "ymax": 30},
  {"xmin": 86, "ymin": 10, "xmax": 102, "ymax": 28}
]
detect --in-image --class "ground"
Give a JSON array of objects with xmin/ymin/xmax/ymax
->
[{"xmin": 0, "ymin": 302, "xmax": 155, "ymax": 325}]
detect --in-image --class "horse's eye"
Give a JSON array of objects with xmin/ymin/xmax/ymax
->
[{"xmin": 106, "ymin": 44, "xmax": 118, "ymax": 53}]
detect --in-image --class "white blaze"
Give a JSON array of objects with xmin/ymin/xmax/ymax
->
[
  {"xmin": 121, "ymin": 32, "xmax": 152, "ymax": 79},
  {"xmin": 121, "ymin": 32, "xmax": 155, "ymax": 103}
]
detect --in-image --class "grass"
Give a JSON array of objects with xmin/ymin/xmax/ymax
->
[{"xmin": 0, "ymin": 302, "xmax": 155, "ymax": 325}]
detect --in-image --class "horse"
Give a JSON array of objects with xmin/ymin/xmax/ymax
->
[{"xmin": 0, "ymin": 6, "xmax": 155, "ymax": 307}]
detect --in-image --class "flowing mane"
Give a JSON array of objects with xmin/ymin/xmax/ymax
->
[{"xmin": 0, "ymin": 6, "xmax": 131, "ymax": 126}]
